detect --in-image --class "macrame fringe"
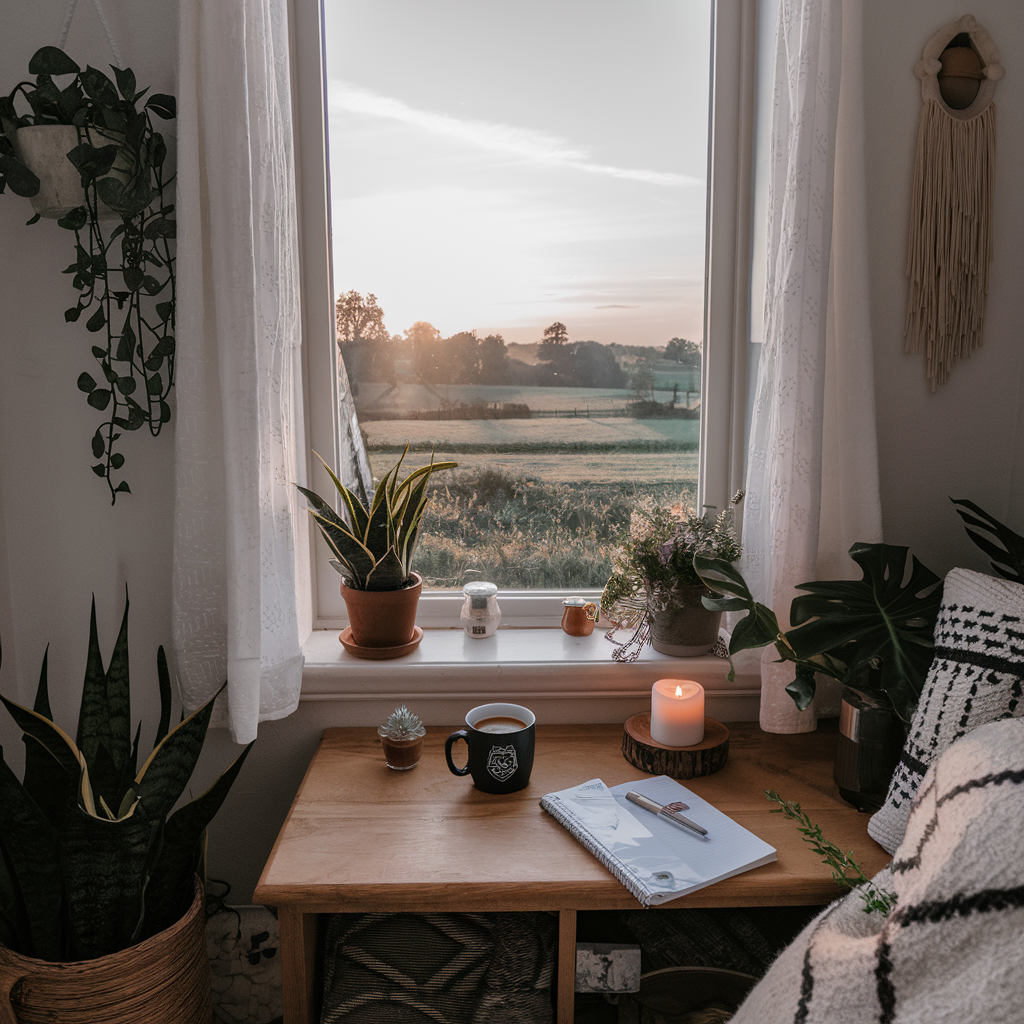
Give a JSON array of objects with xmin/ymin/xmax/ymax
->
[{"xmin": 905, "ymin": 99, "xmax": 995, "ymax": 390}]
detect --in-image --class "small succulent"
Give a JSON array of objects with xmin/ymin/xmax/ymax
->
[{"xmin": 379, "ymin": 705, "xmax": 424, "ymax": 740}]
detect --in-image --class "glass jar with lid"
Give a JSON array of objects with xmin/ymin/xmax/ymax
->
[{"xmin": 461, "ymin": 582, "xmax": 501, "ymax": 639}]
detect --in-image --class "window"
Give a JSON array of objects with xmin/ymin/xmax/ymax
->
[{"xmin": 292, "ymin": 1, "xmax": 755, "ymax": 629}]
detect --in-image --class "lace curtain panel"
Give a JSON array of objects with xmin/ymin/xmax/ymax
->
[
  {"xmin": 172, "ymin": 0, "xmax": 305, "ymax": 744},
  {"xmin": 743, "ymin": 0, "xmax": 882, "ymax": 733}
]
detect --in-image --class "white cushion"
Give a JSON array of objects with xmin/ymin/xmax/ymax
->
[{"xmin": 867, "ymin": 567, "xmax": 1024, "ymax": 854}]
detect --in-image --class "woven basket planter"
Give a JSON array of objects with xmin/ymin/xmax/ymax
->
[{"xmin": 0, "ymin": 877, "xmax": 212, "ymax": 1024}]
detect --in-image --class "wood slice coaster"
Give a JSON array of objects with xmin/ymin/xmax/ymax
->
[{"xmin": 622, "ymin": 713, "xmax": 729, "ymax": 779}]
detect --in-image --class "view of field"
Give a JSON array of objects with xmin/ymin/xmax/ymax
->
[
  {"xmin": 357, "ymin": 376, "xmax": 701, "ymax": 590},
  {"xmin": 322, "ymin": 0, "xmax": 711, "ymax": 592}
]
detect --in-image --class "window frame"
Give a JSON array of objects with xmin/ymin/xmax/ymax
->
[{"xmin": 289, "ymin": 0, "xmax": 757, "ymax": 634}]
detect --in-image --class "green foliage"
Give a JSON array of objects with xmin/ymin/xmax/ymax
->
[
  {"xmin": 0, "ymin": 592, "xmax": 252, "ymax": 961},
  {"xmin": 412, "ymin": 468, "xmax": 658, "ymax": 589},
  {"xmin": 299, "ymin": 446, "xmax": 458, "ymax": 591},
  {"xmin": 1, "ymin": 47, "xmax": 175, "ymax": 503},
  {"xmin": 601, "ymin": 495, "xmax": 741, "ymax": 625},
  {"xmin": 381, "ymin": 705, "xmax": 424, "ymax": 739},
  {"xmin": 952, "ymin": 497, "xmax": 1024, "ymax": 583},
  {"xmin": 765, "ymin": 791, "xmax": 897, "ymax": 916},
  {"xmin": 695, "ymin": 543, "xmax": 942, "ymax": 722}
]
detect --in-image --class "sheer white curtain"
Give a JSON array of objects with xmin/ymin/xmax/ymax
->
[
  {"xmin": 744, "ymin": 0, "xmax": 882, "ymax": 733},
  {"xmin": 172, "ymin": 0, "xmax": 305, "ymax": 743}
]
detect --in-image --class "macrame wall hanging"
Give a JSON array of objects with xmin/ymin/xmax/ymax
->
[{"xmin": 905, "ymin": 15, "xmax": 1002, "ymax": 390}]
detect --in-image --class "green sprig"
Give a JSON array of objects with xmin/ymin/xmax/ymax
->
[{"xmin": 765, "ymin": 790, "xmax": 897, "ymax": 916}]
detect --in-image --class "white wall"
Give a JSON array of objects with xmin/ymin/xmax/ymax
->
[
  {"xmin": 3, "ymin": 0, "xmax": 1024, "ymax": 904},
  {"xmin": 863, "ymin": 0, "xmax": 1024, "ymax": 575}
]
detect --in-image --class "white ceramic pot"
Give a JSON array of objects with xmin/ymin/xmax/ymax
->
[{"xmin": 12, "ymin": 124, "xmax": 127, "ymax": 219}]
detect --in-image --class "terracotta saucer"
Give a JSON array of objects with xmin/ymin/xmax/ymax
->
[{"xmin": 339, "ymin": 625, "xmax": 424, "ymax": 660}]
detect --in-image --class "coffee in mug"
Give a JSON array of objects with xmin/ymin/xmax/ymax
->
[
  {"xmin": 474, "ymin": 716, "xmax": 527, "ymax": 734},
  {"xmin": 445, "ymin": 703, "xmax": 535, "ymax": 793}
]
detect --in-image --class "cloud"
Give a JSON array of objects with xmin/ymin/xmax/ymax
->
[{"xmin": 328, "ymin": 80, "xmax": 700, "ymax": 188}]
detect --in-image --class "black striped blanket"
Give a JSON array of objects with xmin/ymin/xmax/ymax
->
[{"xmin": 730, "ymin": 717, "xmax": 1024, "ymax": 1024}]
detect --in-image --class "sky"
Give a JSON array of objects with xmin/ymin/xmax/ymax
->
[{"xmin": 323, "ymin": 0, "xmax": 712, "ymax": 349}]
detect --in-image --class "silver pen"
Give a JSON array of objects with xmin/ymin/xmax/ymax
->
[{"xmin": 626, "ymin": 791, "xmax": 709, "ymax": 837}]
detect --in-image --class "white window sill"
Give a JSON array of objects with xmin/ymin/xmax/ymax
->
[{"xmin": 300, "ymin": 627, "xmax": 761, "ymax": 708}]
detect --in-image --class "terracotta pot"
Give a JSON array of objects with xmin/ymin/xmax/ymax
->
[
  {"xmin": 0, "ymin": 876, "xmax": 211, "ymax": 1024},
  {"xmin": 649, "ymin": 583, "xmax": 722, "ymax": 657},
  {"xmin": 342, "ymin": 572, "xmax": 422, "ymax": 647}
]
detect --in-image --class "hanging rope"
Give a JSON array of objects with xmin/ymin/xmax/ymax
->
[{"xmin": 56, "ymin": 0, "xmax": 125, "ymax": 68}]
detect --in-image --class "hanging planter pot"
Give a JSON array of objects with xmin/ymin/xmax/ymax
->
[
  {"xmin": 11, "ymin": 125, "xmax": 129, "ymax": 219},
  {"xmin": 0, "ymin": 877, "xmax": 212, "ymax": 1024}
]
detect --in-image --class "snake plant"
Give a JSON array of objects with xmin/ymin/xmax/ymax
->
[
  {"xmin": 0, "ymin": 592, "xmax": 252, "ymax": 962},
  {"xmin": 298, "ymin": 447, "xmax": 457, "ymax": 591}
]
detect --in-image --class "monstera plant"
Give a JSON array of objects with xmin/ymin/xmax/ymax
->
[
  {"xmin": 1, "ymin": 46, "xmax": 176, "ymax": 503},
  {"xmin": 0, "ymin": 592, "xmax": 251, "ymax": 962},
  {"xmin": 694, "ymin": 543, "xmax": 943, "ymax": 722}
]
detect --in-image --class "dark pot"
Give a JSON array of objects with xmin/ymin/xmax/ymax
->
[
  {"xmin": 649, "ymin": 584, "xmax": 722, "ymax": 657},
  {"xmin": 341, "ymin": 572, "xmax": 422, "ymax": 647},
  {"xmin": 833, "ymin": 686, "xmax": 906, "ymax": 812}
]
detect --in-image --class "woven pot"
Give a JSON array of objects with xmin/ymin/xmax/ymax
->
[
  {"xmin": 649, "ymin": 583, "xmax": 722, "ymax": 657},
  {"xmin": 0, "ymin": 876, "xmax": 212, "ymax": 1024},
  {"xmin": 342, "ymin": 572, "xmax": 422, "ymax": 647}
]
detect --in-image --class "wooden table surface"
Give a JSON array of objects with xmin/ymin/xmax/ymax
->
[{"xmin": 255, "ymin": 722, "xmax": 889, "ymax": 1023}]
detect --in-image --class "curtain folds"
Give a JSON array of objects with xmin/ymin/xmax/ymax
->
[
  {"xmin": 172, "ymin": 0, "xmax": 305, "ymax": 743},
  {"xmin": 743, "ymin": 0, "xmax": 882, "ymax": 733}
]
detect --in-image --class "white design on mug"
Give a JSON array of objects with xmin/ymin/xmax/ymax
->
[{"xmin": 486, "ymin": 744, "xmax": 518, "ymax": 782}]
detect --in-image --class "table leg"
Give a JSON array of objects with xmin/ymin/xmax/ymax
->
[
  {"xmin": 279, "ymin": 907, "xmax": 320, "ymax": 1024},
  {"xmin": 557, "ymin": 909, "xmax": 577, "ymax": 1024}
]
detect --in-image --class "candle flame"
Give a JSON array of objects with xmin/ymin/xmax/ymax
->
[{"xmin": 675, "ymin": 685, "xmax": 683, "ymax": 698}]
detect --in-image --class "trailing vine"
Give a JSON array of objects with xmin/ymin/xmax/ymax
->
[{"xmin": 0, "ymin": 46, "xmax": 175, "ymax": 503}]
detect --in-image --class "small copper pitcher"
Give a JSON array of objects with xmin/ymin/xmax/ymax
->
[{"xmin": 561, "ymin": 596, "xmax": 599, "ymax": 636}]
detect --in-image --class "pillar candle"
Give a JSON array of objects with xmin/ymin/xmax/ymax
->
[{"xmin": 650, "ymin": 679, "xmax": 705, "ymax": 746}]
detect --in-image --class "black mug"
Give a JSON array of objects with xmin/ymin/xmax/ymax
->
[{"xmin": 445, "ymin": 703, "xmax": 536, "ymax": 794}]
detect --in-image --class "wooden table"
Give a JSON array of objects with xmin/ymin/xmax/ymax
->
[{"xmin": 254, "ymin": 722, "xmax": 888, "ymax": 1024}]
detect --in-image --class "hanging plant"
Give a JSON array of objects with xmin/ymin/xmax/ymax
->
[{"xmin": 0, "ymin": 46, "xmax": 176, "ymax": 503}]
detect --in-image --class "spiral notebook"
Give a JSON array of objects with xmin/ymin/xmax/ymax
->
[{"xmin": 540, "ymin": 775, "xmax": 776, "ymax": 906}]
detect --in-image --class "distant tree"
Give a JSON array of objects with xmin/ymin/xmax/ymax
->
[
  {"xmin": 406, "ymin": 321, "xmax": 445, "ymax": 382},
  {"xmin": 567, "ymin": 341, "xmax": 626, "ymax": 388},
  {"xmin": 540, "ymin": 322, "xmax": 569, "ymax": 352},
  {"xmin": 336, "ymin": 291, "xmax": 389, "ymax": 344},
  {"xmin": 447, "ymin": 331, "xmax": 483, "ymax": 383},
  {"xmin": 630, "ymin": 362, "xmax": 656, "ymax": 402},
  {"xmin": 664, "ymin": 337, "xmax": 700, "ymax": 369},
  {"xmin": 335, "ymin": 291, "xmax": 393, "ymax": 388},
  {"xmin": 480, "ymin": 334, "xmax": 510, "ymax": 384}
]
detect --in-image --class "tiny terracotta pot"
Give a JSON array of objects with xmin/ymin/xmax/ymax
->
[{"xmin": 342, "ymin": 572, "xmax": 422, "ymax": 648}]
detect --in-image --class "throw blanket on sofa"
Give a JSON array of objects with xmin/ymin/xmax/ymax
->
[{"xmin": 731, "ymin": 717, "xmax": 1024, "ymax": 1024}]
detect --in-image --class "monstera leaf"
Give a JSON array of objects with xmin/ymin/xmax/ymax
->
[
  {"xmin": 694, "ymin": 552, "xmax": 782, "ymax": 653},
  {"xmin": 695, "ymin": 543, "xmax": 942, "ymax": 721},
  {"xmin": 786, "ymin": 544, "xmax": 942, "ymax": 720},
  {"xmin": 952, "ymin": 498, "xmax": 1024, "ymax": 583}
]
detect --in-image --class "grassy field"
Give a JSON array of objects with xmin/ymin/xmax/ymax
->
[
  {"xmin": 359, "ymin": 390, "xmax": 702, "ymax": 589},
  {"xmin": 406, "ymin": 466, "xmax": 696, "ymax": 590}
]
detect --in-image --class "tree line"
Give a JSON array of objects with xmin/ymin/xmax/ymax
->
[{"xmin": 335, "ymin": 290, "xmax": 698, "ymax": 392}]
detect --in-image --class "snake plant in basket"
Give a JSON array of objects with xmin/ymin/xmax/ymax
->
[
  {"xmin": 298, "ymin": 447, "xmax": 457, "ymax": 651},
  {"xmin": 0, "ymin": 591, "xmax": 252, "ymax": 969}
]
